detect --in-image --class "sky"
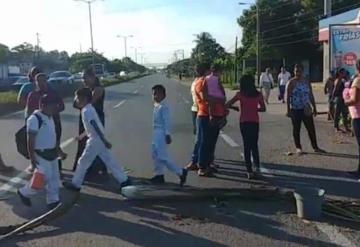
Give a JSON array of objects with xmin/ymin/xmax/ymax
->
[{"xmin": 0, "ymin": 0, "xmax": 252, "ymax": 64}]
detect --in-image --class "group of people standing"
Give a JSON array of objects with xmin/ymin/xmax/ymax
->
[
  {"xmin": 185, "ymin": 62, "xmax": 334, "ymax": 179},
  {"xmin": 325, "ymin": 61, "xmax": 360, "ymax": 177},
  {"xmin": 186, "ymin": 63, "xmax": 265, "ymax": 179},
  {"xmin": 2, "ymin": 59, "xmax": 360, "ymax": 209}
]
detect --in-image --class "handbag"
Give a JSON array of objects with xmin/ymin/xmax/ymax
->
[{"xmin": 30, "ymin": 169, "xmax": 45, "ymax": 190}]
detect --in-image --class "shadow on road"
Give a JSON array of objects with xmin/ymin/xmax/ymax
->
[
  {"xmin": 215, "ymin": 159, "xmax": 360, "ymax": 199},
  {"xmin": 3, "ymin": 189, "xmax": 339, "ymax": 247}
]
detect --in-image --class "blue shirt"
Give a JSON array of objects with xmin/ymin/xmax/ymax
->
[
  {"xmin": 290, "ymin": 80, "xmax": 311, "ymax": 110},
  {"xmin": 18, "ymin": 82, "xmax": 34, "ymax": 119},
  {"xmin": 153, "ymin": 101, "xmax": 171, "ymax": 135}
]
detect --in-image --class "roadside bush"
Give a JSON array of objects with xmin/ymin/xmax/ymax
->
[{"xmin": 0, "ymin": 91, "xmax": 17, "ymax": 104}]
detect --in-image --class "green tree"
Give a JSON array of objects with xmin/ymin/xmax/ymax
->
[
  {"xmin": 0, "ymin": 43, "xmax": 9, "ymax": 63},
  {"xmin": 69, "ymin": 51, "xmax": 109, "ymax": 73},
  {"xmin": 238, "ymin": 0, "xmax": 360, "ymax": 62},
  {"xmin": 108, "ymin": 59, "xmax": 125, "ymax": 73},
  {"xmin": 36, "ymin": 50, "xmax": 70, "ymax": 72},
  {"xmin": 191, "ymin": 32, "xmax": 226, "ymax": 65},
  {"xmin": 121, "ymin": 57, "xmax": 146, "ymax": 73},
  {"xmin": 10, "ymin": 42, "xmax": 34, "ymax": 62}
]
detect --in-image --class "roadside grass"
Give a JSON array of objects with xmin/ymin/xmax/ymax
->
[{"xmin": 0, "ymin": 91, "xmax": 18, "ymax": 104}]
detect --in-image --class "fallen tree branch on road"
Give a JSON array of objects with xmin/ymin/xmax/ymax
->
[{"xmin": 0, "ymin": 191, "xmax": 79, "ymax": 241}]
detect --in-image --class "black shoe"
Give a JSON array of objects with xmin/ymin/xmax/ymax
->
[
  {"xmin": 120, "ymin": 179, "xmax": 132, "ymax": 189},
  {"xmin": 62, "ymin": 181, "xmax": 81, "ymax": 192},
  {"xmin": 17, "ymin": 190, "xmax": 31, "ymax": 207},
  {"xmin": 314, "ymin": 148, "xmax": 326, "ymax": 154},
  {"xmin": 47, "ymin": 201, "xmax": 61, "ymax": 210},
  {"xmin": 149, "ymin": 175, "xmax": 165, "ymax": 184},
  {"xmin": 179, "ymin": 169, "xmax": 188, "ymax": 187}
]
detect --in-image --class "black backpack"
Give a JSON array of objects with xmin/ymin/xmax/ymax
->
[{"xmin": 15, "ymin": 113, "xmax": 43, "ymax": 160}]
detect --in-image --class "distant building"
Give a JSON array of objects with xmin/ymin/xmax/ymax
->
[{"xmin": 319, "ymin": 7, "xmax": 360, "ymax": 80}]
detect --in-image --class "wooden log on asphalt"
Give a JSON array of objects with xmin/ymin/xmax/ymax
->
[
  {"xmin": 0, "ymin": 191, "xmax": 79, "ymax": 241},
  {"xmin": 121, "ymin": 185, "xmax": 294, "ymax": 202}
]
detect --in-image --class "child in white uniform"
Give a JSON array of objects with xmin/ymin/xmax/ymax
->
[
  {"xmin": 150, "ymin": 85, "xmax": 188, "ymax": 185},
  {"xmin": 63, "ymin": 88, "xmax": 130, "ymax": 191},
  {"xmin": 18, "ymin": 94, "xmax": 61, "ymax": 209}
]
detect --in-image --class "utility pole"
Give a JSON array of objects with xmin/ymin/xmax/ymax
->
[
  {"xmin": 74, "ymin": 0, "xmax": 103, "ymax": 68},
  {"xmin": 35, "ymin": 32, "xmax": 40, "ymax": 62},
  {"xmin": 234, "ymin": 36, "xmax": 238, "ymax": 86},
  {"xmin": 324, "ymin": 0, "xmax": 332, "ymax": 17},
  {"xmin": 117, "ymin": 35, "xmax": 133, "ymax": 58},
  {"xmin": 88, "ymin": 1, "xmax": 95, "ymax": 65},
  {"xmin": 131, "ymin": 46, "xmax": 141, "ymax": 63},
  {"xmin": 139, "ymin": 53, "xmax": 146, "ymax": 65},
  {"xmin": 239, "ymin": 1, "xmax": 260, "ymax": 85},
  {"xmin": 256, "ymin": 1, "xmax": 260, "ymax": 86},
  {"xmin": 175, "ymin": 49, "xmax": 185, "ymax": 60}
]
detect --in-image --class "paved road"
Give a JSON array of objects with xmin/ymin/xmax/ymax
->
[{"xmin": 0, "ymin": 74, "xmax": 359, "ymax": 246}]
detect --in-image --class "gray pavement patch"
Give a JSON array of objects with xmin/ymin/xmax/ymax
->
[{"xmin": 315, "ymin": 222, "xmax": 357, "ymax": 247}]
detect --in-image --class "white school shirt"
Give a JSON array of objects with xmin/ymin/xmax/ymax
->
[
  {"xmin": 27, "ymin": 110, "xmax": 56, "ymax": 150},
  {"xmin": 190, "ymin": 79, "xmax": 198, "ymax": 112},
  {"xmin": 153, "ymin": 101, "xmax": 171, "ymax": 136},
  {"xmin": 81, "ymin": 103, "xmax": 105, "ymax": 141},
  {"xmin": 278, "ymin": 71, "xmax": 291, "ymax": 86}
]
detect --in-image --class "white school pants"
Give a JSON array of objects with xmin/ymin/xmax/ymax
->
[
  {"xmin": 72, "ymin": 138, "xmax": 128, "ymax": 188},
  {"xmin": 152, "ymin": 129, "xmax": 182, "ymax": 176},
  {"xmin": 20, "ymin": 154, "xmax": 60, "ymax": 204}
]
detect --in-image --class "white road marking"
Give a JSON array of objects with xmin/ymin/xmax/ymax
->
[
  {"xmin": 315, "ymin": 222, "xmax": 356, "ymax": 247},
  {"xmin": 0, "ymin": 172, "xmax": 28, "ymax": 194},
  {"xmin": 182, "ymin": 97, "xmax": 190, "ymax": 104},
  {"xmin": 133, "ymin": 90, "xmax": 138, "ymax": 94},
  {"xmin": 0, "ymin": 136, "xmax": 75, "ymax": 194},
  {"xmin": 60, "ymin": 137, "xmax": 75, "ymax": 149},
  {"xmin": 113, "ymin": 100, "xmax": 126, "ymax": 109},
  {"xmin": 220, "ymin": 131, "xmax": 240, "ymax": 147}
]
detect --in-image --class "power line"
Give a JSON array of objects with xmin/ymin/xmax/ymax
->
[
  {"xmin": 260, "ymin": 27, "xmax": 318, "ymax": 41},
  {"xmin": 265, "ymin": 9, "xmax": 321, "ymax": 24},
  {"xmin": 257, "ymin": 0, "xmax": 300, "ymax": 14},
  {"xmin": 242, "ymin": 2, "xmax": 360, "ymax": 34},
  {"xmin": 267, "ymin": 35, "xmax": 318, "ymax": 47},
  {"xmin": 266, "ymin": 1, "xmax": 360, "ymax": 24},
  {"xmin": 261, "ymin": 2, "xmax": 360, "ymax": 34}
]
